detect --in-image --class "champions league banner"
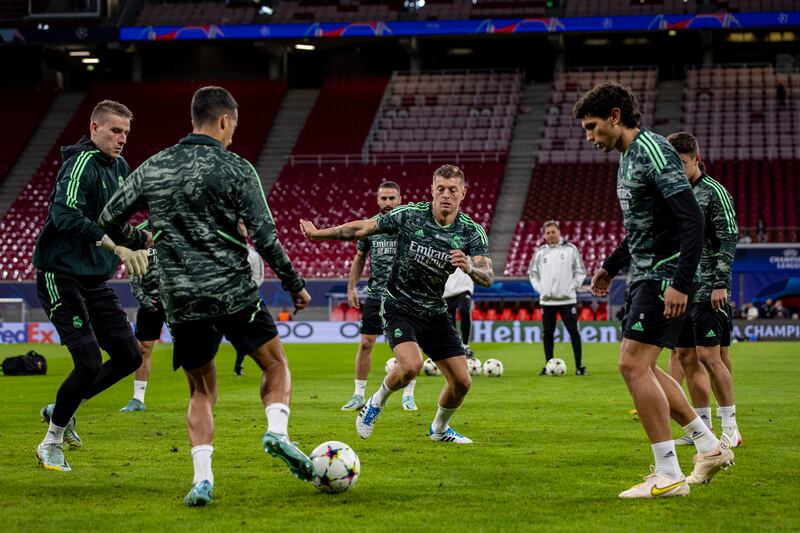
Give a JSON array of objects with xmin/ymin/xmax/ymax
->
[{"xmin": 3, "ymin": 320, "xmax": 799, "ymax": 344}]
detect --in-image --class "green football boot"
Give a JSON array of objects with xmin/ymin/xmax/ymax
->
[
  {"xmin": 262, "ymin": 431, "xmax": 314, "ymax": 482},
  {"xmin": 184, "ymin": 480, "xmax": 213, "ymax": 507}
]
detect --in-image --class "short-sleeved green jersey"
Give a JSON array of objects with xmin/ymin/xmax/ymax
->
[
  {"xmin": 617, "ymin": 128, "xmax": 693, "ymax": 282},
  {"xmin": 356, "ymin": 214, "xmax": 397, "ymax": 300},
  {"xmin": 691, "ymin": 174, "xmax": 738, "ymax": 303},
  {"xmin": 377, "ymin": 202, "xmax": 489, "ymax": 316}
]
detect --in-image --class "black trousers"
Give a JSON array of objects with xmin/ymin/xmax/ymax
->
[
  {"xmin": 542, "ymin": 304, "xmax": 582, "ymax": 368},
  {"xmin": 446, "ymin": 292, "xmax": 472, "ymax": 346}
]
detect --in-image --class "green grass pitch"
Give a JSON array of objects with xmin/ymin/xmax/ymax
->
[{"xmin": 1, "ymin": 341, "xmax": 798, "ymax": 532}]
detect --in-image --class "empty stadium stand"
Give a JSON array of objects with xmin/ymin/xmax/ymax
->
[
  {"xmin": 366, "ymin": 70, "xmax": 523, "ymax": 156},
  {"xmin": 292, "ymin": 76, "xmax": 388, "ymax": 157},
  {"xmin": 0, "ymin": 84, "xmax": 58, "ymax": 184}
]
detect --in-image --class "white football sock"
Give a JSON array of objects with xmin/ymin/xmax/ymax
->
[
  {"xmin": 133, "ymin": 380, "xmax": 148, "ymax": 403},
  {"xmin": 191, "ymin": 444, "xmax": 214, "ymax": 485},
  {"xmin": 694, "ymin": 406, "xmax": 712, "ymax": 430},
  {"xmin": 354, "ymin": 380, "xmax": 367, "ymax": 397},
  {"xmin": 403, "ymin": 379, "xmax": 416, "ymax": 397},
  {"xmin": 652, "ymin": 440, "xmax": 682, "ymax": 479},
  {"xmin": 431, "ymin": 405, "xmax": 458, "ymax": 434},
  {"xmin": 682, "ymin": 416, "xmax": 719, "ymax": 455},
  {"xmin": 266, "ymin": 403, "xmax": 290, "ymax": 436},
  {"xmin": 42, "ymin": 422, "xmax": 65, "ymax": 446},
  {"xmin": 718, "ymin": 405, "xmax": 737, "ymax": 430},
  {"xmin": 371, "ymin": 380, "xmax": 394, "ymax": 407}
]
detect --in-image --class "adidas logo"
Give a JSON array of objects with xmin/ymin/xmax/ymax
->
[
  {"xmin": 664, "ymin": 450, "xmax": 676, "ymax": 458},
  {"xmin": 415, "ymin": 229, "xmax": 425, "ymax": 237},
  {"xmin": 631, "ymin": 321, "xmax": 644, "ymax": 332},
  {"xmin": 706, "ymin": 330, "xmax": 717, "ymax": 338}
]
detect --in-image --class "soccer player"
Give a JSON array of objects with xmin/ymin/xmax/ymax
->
[
  {"xmin": 120, "ymin": 219, "xmax": 162, "ymax": 412},
  {"xmin": 100, "ymin": 86, "xmax": 313, "ymax": 507},
  {"xmin": 574, "ymin": 82, "xmax": 733, "ymax": 498},
  {"xmin": 444, "ymin": 267, "xmax": 475, "ymax": 358},
  {"xmin": 301, "ymin": 164, "xmax": 493, "ymax": 444},
  {"xmin": 341, "ymin": 181, "xmax": 419, "ymax": 412},
  {"xmin": 667, "ymin": 132, "xmax": 742, "ymax": 448},
  {"xmin": 33, "ymin": 100, "xmax": 150, "ymax": 472}
]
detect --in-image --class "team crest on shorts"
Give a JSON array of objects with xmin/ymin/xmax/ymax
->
[
  {"xmin": 394, "ymin": 328, "xmax": 403, "ymax": 338},
  {"xmin": 72, "ymin": 316, "xmax": 83, "ymax": 328}
]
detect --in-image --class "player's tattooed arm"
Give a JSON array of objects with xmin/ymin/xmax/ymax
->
[
  {"xmin": 468, "ymin": 255, "xmax": 494, "ymax": 287},
  {"xmin": 300, "ymin": 218, "xmax": 380, "ymax": 241},
  {"xmin": 451, "ymin": 250, "xmax": 493, "ymax": 287}
]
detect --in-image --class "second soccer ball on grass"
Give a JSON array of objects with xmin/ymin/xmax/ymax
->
[
  {"xmin": 545, "ymin": 358, "xmax": 567, "ymax": 376},
  {"xmin": 483, "ymin": 358, "xmax": 504, "ymax": 377}
]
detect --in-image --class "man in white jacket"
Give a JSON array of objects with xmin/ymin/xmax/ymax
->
[{"xmin": 528, "ymin": 220, "xmax": 587, "ymax": 376}]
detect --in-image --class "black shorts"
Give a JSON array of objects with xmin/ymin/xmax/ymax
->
[
  {"xmin": 170, "ymin": 301, "xmax": 279, "ymax": 371},
  {"xmin": 677, "ymin": 302, "xmax": 732, "ymax": 349},
  {"xmin": 380, "ymin": 298, "xmax": 464, "ymax": 361},
  {"xmin": 621, "ymin": 280, "xmax": 688, "ymax": 350},
  {"xmin": 359, "ymin": 298, "xmax": 383, "ymax": 336},
  {"xmin": 36, "ymin": 270, "xmax": 135, "ymax": 351},
  {"xmin": 135, "ymin": 301, "xmax": 166, "ymax": 342}
]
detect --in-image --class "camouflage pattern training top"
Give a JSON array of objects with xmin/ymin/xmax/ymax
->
[
  {"xmin": 691, "ymin": 173, "xmax": 738, "ymax": 303},
  {"xmin": 100, "ymin": 133, "xmax": 304, "ymax": 323},
  {"xmin": 616, "ymin": 128, "xmax": 693, "ymax": 283},
  {"xmin": 377, "ymin": 202, "xmax": 489, "ymax": 316},
  {"xmin": 129, "ymin": 219, "xmax": 161, "ymax": 310},
  {"xmin": 357, "ymin": 213, "xmax": 397, "ymax": 300}
]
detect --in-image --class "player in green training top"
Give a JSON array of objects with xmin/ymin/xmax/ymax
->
[
  {"xmin": 667, "ymin": 132, "xmax": 742, "ymax": 450},
  {"xmin": 341, "ymin": 181, "xmax": 419, "ymax": 413},
  {"xmin": 302, "ymin": 164, "xmax": 493, "ymax": 444},
  {"xmin": 574, "ymin": 82, "xmax": 733, "ymax": 499}
]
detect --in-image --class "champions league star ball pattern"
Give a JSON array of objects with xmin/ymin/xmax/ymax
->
[
  {"xmin": 310, "ymin": 441, "xmax": 360, "ymax": 493},
  {"xmin": 422, "ymin": 358, "xmax": 441, "ymax": 376},
  {"xmin": 482, "ymin": 358, "xmax": 504, "ymax": 377},
  {"xmin": 385, "ymin": 357, "xmax": 398, "ymax": 374},
  {"xmin": 467, "ymin": 357, "xmax": 483, "ymax": 376},
  {"xmin": 545, "ymin": 358, "xmax": 567, "ymax": 376}
]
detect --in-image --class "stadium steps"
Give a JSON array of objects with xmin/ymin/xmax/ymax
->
[
  {"xmin": 489, "ymin": 81, "xmax": 551, "ymax": 273},
  {"xmin": 0, "ymin": 92, "xmax": 84, "ymax": 218},
  {"xmin": 653, "ymin": 79, "xmax": 684, "ymax": 136},
  {"xmin": 256, "ymin": 89, "xmax": 320, "ymax": 193}
]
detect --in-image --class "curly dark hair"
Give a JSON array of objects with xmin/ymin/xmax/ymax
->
[
  {"xmin": 572, "ymin": 81, "xmax": 642, "ymax": 128},
  {"xmin": 666, "ymin": 131, "xmax": 700, "ymax": 156}
]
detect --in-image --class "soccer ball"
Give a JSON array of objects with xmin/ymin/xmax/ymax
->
[
  {"xmin": 422, "ymin": 358, "xmax": 441, "ymax": 376},
  {"xmin": 467, "ymin": 357, "xmax": 482, "ymax": 376},
  {"xmin": 384, "ymin": 357, "xmax": 398, "ymax": 374},
  {"xmin": 483, "ymin": 358, "xmax": 503, "ymax": 377},
  {"xmin": 309, "ymin": 441, "xmax": 360, "ymax": 494},
  {"xmin": 545, "ymin": 358, "xmax": 567, "ymax": 376}
]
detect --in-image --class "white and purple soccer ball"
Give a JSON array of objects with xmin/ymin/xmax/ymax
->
[
  {"xmin": 482, "ymin": 358, "xmax": 504, "ymax": 377},
  {"xmin": 310, "ymin": 441, "xmax": 360, "ymax": 494},
  {"xmin": 384, "ymin": 357, "xmax": 398, "ymax": 374},
  {"xmin": 467, "ymin": 357, "xmax": 483, "ymax": 376},
  {"xmin": 545, "ymin": 357, "xmax": 567, "ymax": 376},
  {"xmin": 422, "ymin": 358, "xmax": 441, "ymax": 376}
]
